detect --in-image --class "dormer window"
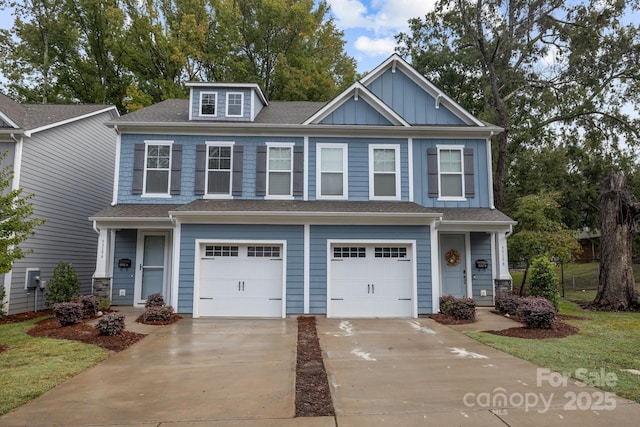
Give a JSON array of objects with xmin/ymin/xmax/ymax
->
[
  {"xmin": 226, "ymin": 92, "xmax": 243, "ymax": 117},
  {"xmin": 200, "ymin": 92, "xmax": 217, "ymax": 117}
]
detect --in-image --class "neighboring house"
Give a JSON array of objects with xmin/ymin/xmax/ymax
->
[
  {"xmin": 90, "ymin": 54, "xmax": 515, "ymax": 318},
  {"xmin": 0, "ymin": 94, "xmax": 118, "ymax": 314}
]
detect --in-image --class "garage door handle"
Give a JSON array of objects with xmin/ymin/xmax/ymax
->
[
  {"xmin": 398, "ymin": 259, "xmax": 411, "ymax": 262},
  {"xmin": 200, "ymin": 297, "xmax": 213, "ymax": 300},
  {"xmin": 398, "ymin": 298, "xmax": 411, "ymax": 301},
  {"xmin": 269, "ymin": 298, "xmax": 282, "ymax": 300},
  {"xmin": 331, "ymin": 298, "xmax": 344, "ymax": 301}
]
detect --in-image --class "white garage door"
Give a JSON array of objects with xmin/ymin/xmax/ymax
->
[
  {"xmin": 329, "ymin": 245, "xmax": 414, "ymax": 318},
  {"xmin": 198, "ymin": 244, "xmax": 284, "ymax": 317}
]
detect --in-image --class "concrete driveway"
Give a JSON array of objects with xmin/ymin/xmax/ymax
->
[{"xmin": 1, "ymin": 312, "xmax": 640, "ymax": 426}]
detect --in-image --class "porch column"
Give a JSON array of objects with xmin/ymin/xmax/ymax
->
[
  {"xmin": 494, "ymin": 231, "xmax": 512, "ymax": 297},
  {"xmin": 92, "ymin": 226, "xmax": 112, "ymax": 300}
]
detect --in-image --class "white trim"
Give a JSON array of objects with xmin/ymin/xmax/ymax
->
[
  {"xmin": 465, "ymin": 233, "xmax": 472, "ymax": 297},
  {"xmin": 316, "ymin": 143, "xmax": 348, "ymax": 200},
  {"xmin": 430, "ymin": 221, "xmax": 440, "ymax": 313},
  {"xmin": 490, "ymin": 232, "xmax": 497, "ymax": 305},
  {"xmin": 436, "ymin": 144, "xmax": 466, "ymax": 201},
  {"xmin": 265, "ymin": 142, "xmax": 295, "ymax": 200},
  {"xmin": 204, "ymin": 141, "xmax": 235, "ymax": 198},
  {"xmin": 188, "ymin": 89, "xmax": 194, "ymax": 121},
  {"xmin": 369, "ymin": 144, "xmax": 401, "ymax": 201},
  {"xmin": 408, "ymin": 138, "xmax": 414, "ymax": 202},
  {"xmin": 142, "ymin": 140, "xmax": 174, "ymax": 197},
  {"xmin": 171, "ymin": 219, "xmax": 181, "ymax": 309},
  {"xmin": 12, "ymin": 135, "xmax": 23, "ymax": 191},
  {"xmin": 326, "ymin": 239, "xmax": 417, "ymax": 318},
  {"xmin": 303, "ymin": 136, "xmax": 309, "ymax": 201},
  {"xmin": 0, "ymin": 111, "xmax": 19, "ymax": 128},
  {"xmin": 23, "ymin": 106, "xmax": 118, "ymax": 137},
  {"xmin": 303, "ymin": 82, "xmax": 410, "ymax": 126},
  {"xmin": 486, "ymin": 137, "xmax": 495, "ymax": 209},
  {"xmin": 225, "ymin": 92, "xmax": 244, "ymax": 117},
  {"xmin": 186, "ymin": 82, "xmax": 268, "ymax": 106},
  {"xmin": 198, "ymin": 91, "xmax": 218, "ymax": 118},
  {"xmin": 304, "ymin": 224, "xmax": 310, "ymax": 313},
  {"xmin": 111, "ymin": 132, "xmax": 121, "ymax": 205},
  {"xmin": 192, "ymin": 239, "xmax": 287, "ymax": 318},
  {"xmin": 2, "ymin": 270, "xmax": 12, "ymax": 314}
]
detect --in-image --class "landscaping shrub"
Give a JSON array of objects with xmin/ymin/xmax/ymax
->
[
  {"xmin": 0, "ymin": 284, "xmax": 6, "ymax": 317},
  {"xmin": 95, "ymin": 312, "xmax": 126, "ymax": 336},
  {"xmin": 53, "ymin": 302, "xmax": 84, "ymax": 326},
  {"xmin": 143, "ymin": 305, "xmax": 174, "ymax": 322},
  {"xmin": 439, "ymin": 295, "xmax": 456, "ymax": 313},
  {"xmin": 45, "ymin": 262, "xmax": 80, "ymax": 307},
  {"xmin": 145, "ymin": 293, "xmax": 165, "ymax": 308},
  {"xmin": 518, "ymin": 297, "xmax": 557, "ymax": 329},
  {"xmin": 72, "ymin": 295, "xmax": 98, "ymax": 319},
  {"xmin": 448, "ymin": 297, "xmax": 476, "ymax": 320},
  {"xmin": 495, "ymin": 294, "xmax": 521, "ymax": 315},
  {"xmin": 97, "ymin": 297, "xmax": 111, "ymax": 312},
  {"xmin": 528, "ymin": 256, "xmax": 560, "ymax": 311}
]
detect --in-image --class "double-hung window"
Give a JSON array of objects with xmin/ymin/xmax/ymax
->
[
  {"xmin": 369, "ymin": 144, "xmax": 400, "ymax": 200},
  {"xmin": 206, "ymin": 142, "xmax": 233, "ymax": 197},
  {"xmin": 267, "ymin": 143, "xmax": 294, "ymax": 198},
  {"xmin": 317, "ymin": 143, "xmax": 347, "ymax": 199},
  {"xmin": 199, "ymin": 92, "xmax": 217, "ymax": 117},
  {"xmin": 144, "ymin": 142, "xmax": 172, "ymax": 195},
  {"xmin": 438, "ymin": 147, "xmax": 464, "ymax": 199},
  {"xmin": 226, "ymin": 92, "xmax": 243, "ymax": 117}
]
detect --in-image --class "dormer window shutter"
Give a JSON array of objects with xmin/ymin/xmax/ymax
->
[
  {"xmin": 427, "ymin": 148, "xmax": 438, "ymax": 198},
  {"xmin": 255, "ymin": 146, "xmax": 267, "ymax": 196},
  {"xmin": 464, "ymin": 148, "xmax": 475, "ymax": 198},
  {"xmin": 232, "ymin": 145, "xmax": 244, "ymax": 196},
  {"xmin": 194, "ymin": 144, "xmax": 206, "ymax": 195},
  {"xmin": 293, "ymin": 145, "xmax": 304, "ymax": 196},
  {"xmin": 170, "ymin": 144, "xmax": 182, "ymax": 195},
  {"xmin": 132, "ymin": 143, "xmax": 145, "ymax": 194}
]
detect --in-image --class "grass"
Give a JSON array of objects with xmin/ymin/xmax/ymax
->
[
  {"xmin": 0, "ymin": 315, "xmax": 108, "ymax": 415},
  {"xmin": 468, "ymin": 298, "xmax": 640, "ymax": 403}
]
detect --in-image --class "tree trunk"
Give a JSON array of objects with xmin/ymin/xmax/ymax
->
[{"xmin": 593, "ymin": 171, "xmax": 640, "ymax": 310}]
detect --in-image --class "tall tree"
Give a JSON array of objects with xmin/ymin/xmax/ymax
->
[
  {"xmin": 593, "ymin": 171, "xmax": 640, "ymax": 310},
  {"xmin": 397, "ymin": 0, "xmax": 640, "ymax": 213}
]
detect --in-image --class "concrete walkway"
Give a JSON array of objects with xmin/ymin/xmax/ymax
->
[{"xmin": 1, "ymin": 309, "xmax": 639, "ymax": 426}]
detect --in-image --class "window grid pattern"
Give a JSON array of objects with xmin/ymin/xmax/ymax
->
[
  {"xmin": 268, "ymin": 146, "xmax": 292, "ymax": 196},
  {"xmin": 145, "ymin": 144, "xmax": 171, "ymax": 193},
  {"xmin": 439, "ymin": 149, "xmax": 463, "ymax": 198},
  {"xmin": 204, "ymin": 245, "xmax": 239, "ymax": 257},
  {"xmin": 248, "ymin": 246, "xmax": 281, "ymax": 258},
  {"xmin": 201, "ymin": 93, "xmax": 216, "ymax": 115},
  {"xmin": 375, "ymin": 247, "xmax": 408, "ymax": 258},
  {"xmin": 227, "ymin": 93, "xmax": 243, "ymax": 116},
  {"xmin": 319, "ymin": 146, "xmax": 345, "ymax": 197},
  {"xmin": 372, "ymin": 147, "xmax": 397, "ymax": 198},
  {"xmin": 333, "ymin": 247, "xmax": 366, "ymax": 258}
]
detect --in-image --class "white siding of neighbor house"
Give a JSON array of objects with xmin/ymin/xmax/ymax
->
[{"xmin": 7, "ymin": 111, "xmax": 117, "ymax": 314}]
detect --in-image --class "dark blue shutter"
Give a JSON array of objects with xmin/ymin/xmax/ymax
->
[
  {"xmin": 170, "ymin": 144, "xmax": 182, "ymax": 195},
  {"xmin": 194, "ymin": 144, "xmax": 206, "ymax": 195},
  {"xmin": 256, "ymin": 146, "xmax": 267, "ymax": 196},
  {"xmin": 464, "ymin": 148, "xmax": 474, "ymax": 198},
  {"xmin": 232, "ymin": 145, "xmax": 244, "ymax": 196},
  {"xmin": 293, "ymin": 145, "xmax": 304, "ymax": 196},
  {"xmin": 427, "ymin": 148, "xmax": 438, "ymax": 198},
  {"xmin": 132, "ymin": 144, "xmax": 145, "ymax": 194}
]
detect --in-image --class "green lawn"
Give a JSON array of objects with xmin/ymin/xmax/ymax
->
[
  {"xmin": 468, "ymin": 299, "xmax": 640, "ymax": 403},
  {"xmin": 0, "ymin": 316, "xmax": 108, "ymax": 415}
]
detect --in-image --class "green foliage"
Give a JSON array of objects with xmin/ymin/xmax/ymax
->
[
  {"xmin": 517, "ymin": 297, "xmax": 557, "ymax": 329},
  {"xmin": 44, "ymin": 262, "xmax": 81, "ymax": 307},
  {"xmin": 0, "ymin": 152, "xmax": 46, "ymax": 274},
  {"xmin": 142, "ymin": 305, "xmax": 174, "ymax": 322},
  {"xmin": 53, "ymin": 302, "xmax": 84, "ymax": 326},
  {"xmin": 144, "ymin": 293, "xmax": 165, "ymax": 308},
  {"xmin": 529, "ymin": 257, "xmax": 560, "ymax": 310},
  {"xmin": 96, "ymin": 297, "xmax": 111, "ymax": 312},
  {"xmin": 0, "ymin": 284, "xmax": 6, "ymax": 317},
  {"xmin": 495, "ymin": 295, "xmax": 521, "ymax": 316},
  {"xmin": 95, "ymin": 312, "xmax": 125, "ymax": 336},
  {"xmin": 72, "ymin": 295, "xmax": 98, "ymax": 319},
  {"xmin": 440, "ymin": 295, "xmax": 476, "ymax": 320}
]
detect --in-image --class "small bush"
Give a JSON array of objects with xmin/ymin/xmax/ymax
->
[
  {"xmin": 73, "ymin": 295, "xmax": 98, "ymax": 319},
  {"xmin": 439, "ymin": 295, "xmax": 456, "ymax": 313},
  {"xmin": 518, "ymin": 297, "xmax": 557, "ymax": 329},
  {"xmin": 145, "ymin": 293, "xmax": 165, "ymax": 308},
  {"xmin": 45, "ymin": 262, "xmax": 81, "ymax": 307},
  {"xmin": 0, "ymin": 284, "xmax": 6, "ymax": 317},
  {"xmin": 495, "ymin": 295, "xmax": 521, "ymax": 315},
  {"xmin": 447, "ymin": 297, "xmax": 476, "ymax": 320},
  {"xmin": 96, "ymin": 312, "xmax": 126, "ymax": 336},
  {"xmin": 97, "ymin": 297, "xmax": 111, "ymax": 312},
  {"xmin": 528, "ymin": 256, "xmax": 560, "ymax": 311},
  {"xmin": 53, "ymin": 302, "xmax": 84, "ymax": 326},
  {"xmin": 143, "ymin": 305, "xmax": 174, "ymax": 322}
]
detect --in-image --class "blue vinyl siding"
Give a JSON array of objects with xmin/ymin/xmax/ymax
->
[
  {"xmin": 366, "ymin": 69, "xmax": 465, "ymax": 125},
  {"xmin": 118, "ymin": 134, "xmax": 302, "ymax": 204},
  {"xmin": 470, "ymin": 232, "xmax": 494, "ymax": 306},
  {"xmin": 308, "ymin": 137, "xmax": 409, "ymax": 201},
  {"xmin": 412, "ymin": 138, "xmax": 491, "ymax": 208},
  {"xmin": 190, "ymin": 87, "xmax": 253, "ymax": 122},
  {"xmin": 178, "ymin": 224, "xmax": 304, "ymax": 314},
  {"xmin": 111, "ymin": 229, "xmax": 137, "ymax": 305},
  {"xmin": 308, "ymin": 225, "xmax": 432, "ymax": 314},
  {"xmin": 320, "ymin": 98, "xmax": 394, "ymax": 125}
]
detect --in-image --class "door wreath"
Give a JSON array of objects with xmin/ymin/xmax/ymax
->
[{"xmin": 445, "ymin": 249, "xmax": 461, "ymax": 266}]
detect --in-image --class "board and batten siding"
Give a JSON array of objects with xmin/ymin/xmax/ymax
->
[
  {"xmin": 178, "ymin": 224, "xmax": 304, "ymax": 314},
  {"xmin": 308, "ymin": 225, "xmax": 432, "ymax": 314},
  {"xmin": 470, "ymin": 232, "xmax": 494, "ymax": 306},
  {"xmin": 319, "ymin": 97, "xmax": 394, "ymax": 125},
  {"xmin": 7, "ymin": 111, "xmax": 117, "ymax": 314}
]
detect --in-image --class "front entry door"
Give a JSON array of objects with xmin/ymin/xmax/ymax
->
[
  {"xmin": 440, "ymin": 234, "xmax": 467, "ymax": 298},
  {"xmin": 135, "ymin": 232, "xmax": 169, "ymax": 305}
]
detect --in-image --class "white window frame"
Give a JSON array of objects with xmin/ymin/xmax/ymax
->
[
  {"xmin": 369, "ymin": 144, "xmax": 401, "ymax": 201},
  {"xmin": 142, "ymin": 140, "xmax": 173, "ymax": 197},
  {"xmin": 204, "ymin": 141, "xmax": 234, "ymax": 199},
  {"xmin": 437, "ymin": 145, "xmax": 466, "ymax": 201},
  {"xmin": 316, "ymin": 143, "xmax": 348, "ymax": 200},
  {"xmin": 199, "ymin": 91, "xmax": 217, "ymax": 117},
  {"xmin": 266, "ymin": 142, "xmax": 295, "ymax": 200},
  {"xmin": 226, "ymin": 92, "xmax": 244, "ymax": 117}
]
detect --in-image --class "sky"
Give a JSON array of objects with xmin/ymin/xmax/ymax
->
[{"xmin": 0, "ymin": 0, "xmax": 435, "ymax": 74}]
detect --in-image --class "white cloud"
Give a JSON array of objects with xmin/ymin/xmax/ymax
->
[
  {"xmin": 328, "ymin": 0, "xmax": 437, "ymax": 34},
  {"xmin": 354, "ymin": 36, "xmax": 396, "ymax": 56}
]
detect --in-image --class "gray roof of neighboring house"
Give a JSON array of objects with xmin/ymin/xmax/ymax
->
[
  {"xmin": 113, "ymin": 99, "xmax": 326, "ymax": 125},
  {"xmin": 0, "ymin": 92, "xmax": 114, "ymax": 131},
  {"xmin": 90, "ymin": 201, "xmax": 515, "ymax": 224}
]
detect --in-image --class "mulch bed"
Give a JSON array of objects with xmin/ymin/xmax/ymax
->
[
  {"xmin": 428, "ymin": 313, "xmax": 476, "ymax": 325},
  {"xmin": 0, "ymin": 309, "xmax": 54, "ymax": 325},
  {"xmin": 483, "ymin": 311, "xmax": 582, "ymax": 339},
  {"xmin": 136, "ymin": 313, "xmax": 183, "ymax": 325},
  {"xmin": 295, "ymin": 316, "xmax": 335, "ymax": 417}
]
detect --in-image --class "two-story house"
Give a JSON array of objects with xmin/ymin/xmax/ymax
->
[
  {"xmin": 90, "ymin": 54, "xmax": 515, "ymax": 318},
  {"xmin": 0, "ymin": 94, "xmax": 118, "ymax": 315}
]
